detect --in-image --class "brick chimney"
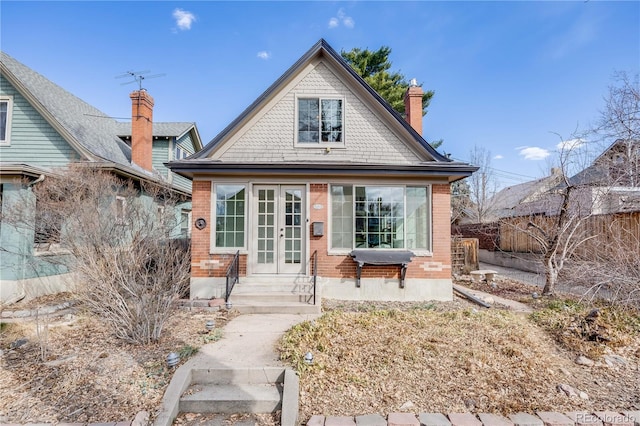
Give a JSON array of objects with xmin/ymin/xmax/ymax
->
[
  {"xmin": 404, "ymin": 79, "xmax": 423, "ymax": 136},
  {"xmin": 130, "ymin": 90, "xmax": 154, "ymax": 171}
]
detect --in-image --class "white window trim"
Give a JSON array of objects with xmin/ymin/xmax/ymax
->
[
  {"xmin": 327, "ymin": 184, "xmax": 433, "ymax": 255},
  {"xmin": 294, "ymin": 94, "xmax": 346, "ymax": 148},
  {"xmin": 0, "ymin": 95, "xmax": 14, "ymax": 146},
  {"xmin": 115, "ymin": 195, "xmax": 127, "ymax": 224},
  {"xmin": 180, "ymin": 209, "xmax": 192, "ymax": 237},
  {"xmin": 175, "ymin": 144, "xmax": 189, "ymax": 160},
  {"xmin": 211, "ymin": 183, "xmax": 248, "ymax": 252}
]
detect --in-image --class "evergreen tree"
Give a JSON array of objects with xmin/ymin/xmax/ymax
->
[{"xmin": 341, "ymin": 46, "xmax": 439, "ymax": 148}]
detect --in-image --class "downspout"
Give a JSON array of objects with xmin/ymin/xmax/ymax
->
[{"xmin": 28, "ymin": 174, "xmax": 45, "ymax": 187}]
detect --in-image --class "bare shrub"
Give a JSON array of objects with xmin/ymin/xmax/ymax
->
[
  {"xmin": 21, "ymin": 166, "xmax": 191, "ymax": 344},
  {"xmin": 563, "ymin": 218, "xmax": 640, "ymax": 309}
]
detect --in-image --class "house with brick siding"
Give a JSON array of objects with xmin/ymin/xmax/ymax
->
[{"xmin": 168, "ymin": 39, "xmax": 476, "ymax": 304}]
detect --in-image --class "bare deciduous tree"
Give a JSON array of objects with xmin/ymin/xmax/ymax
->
[
  {"xmin": 504, "ymin": 72, "xmax": 639, "ymax": 299},
  {"xmin": 467, "ymin": 146, "xmax": 498, "ymax": 223}
]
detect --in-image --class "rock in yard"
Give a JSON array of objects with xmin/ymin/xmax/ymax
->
[
  {"xmin": 602, "ymin": 354, "xmax": 627, "ymax": 366},
  {"xmin": 132, "ymin": 410, "xmax": 149, "ymax": 426},
  {"xmin": 579, "ymin": 391, "xmax": 589, "ymax": 400},
  {"xmin": 557, "ymin": 383, "xmax": 578, "ymax": 398},
  {"xmin": 10, "ymin": 338, "xmax": 28, "ymax": 349},
  {"xmin": 575, "ymin": 355, "xmax": 595, "ymax": 367},
  {"xmin": 399, "ymin": 401, "xmax": 415, "ymax": 411}
]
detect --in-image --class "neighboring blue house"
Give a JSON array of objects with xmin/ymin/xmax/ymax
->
[{"xmin": 0, "ymin": 51, "xmax": 203, "ymax": 305}]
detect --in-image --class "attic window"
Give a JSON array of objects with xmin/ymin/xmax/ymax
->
[
  {"xmin": 175, "ymin": 145, "xmax": 189, "ymax": 160},
  {"xmin": 297, "ymin": 97, "xmax": 343, "ymax": 146}
]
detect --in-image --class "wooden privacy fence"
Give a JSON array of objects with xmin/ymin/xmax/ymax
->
[
  {"xmin": 451, "ymin": 237, "xmax": 479, "ymax": 275},
  {"xmin": 499, "ymin": 211, "xmax": 640, "ymax": 255}
]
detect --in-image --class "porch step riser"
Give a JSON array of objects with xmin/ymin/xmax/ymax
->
[
  {"xmin": 232, "ymin": 284, "xmax": 314, "ymax": 294},
  {"xmin": 230, "ymin": 293, "xmax": 314, "ymax": 303},
  {"xmin": 179, "ymin": 384, "xmax": 281, "ymax": 414},
  {"xmin": 233, "ymin": 304, "xmax": 321, "ymax": 315}
]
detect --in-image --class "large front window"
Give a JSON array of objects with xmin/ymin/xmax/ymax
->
[
  {"xmin": 215, "ymin": 185, "xmax": 246, "ymax": 248},
  {"xmin": 331, "ymin": 185, "xmax": 431, "ymax": 251},
  {"xmin": 298, "ymin": 98, "xmax": 343, "ymax": 144}
]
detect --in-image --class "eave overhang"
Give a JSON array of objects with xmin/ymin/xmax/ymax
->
[{"xmin": 166, "ymin": 160, "xmax": 478, "ymax": 183}]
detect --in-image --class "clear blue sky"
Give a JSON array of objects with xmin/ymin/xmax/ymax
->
[{"xmin": 2, "ymin": 1, "xmax": 638, "ymax": 186}]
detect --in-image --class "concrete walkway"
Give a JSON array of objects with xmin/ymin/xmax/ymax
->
[
  {"xmin": 187, "ymin": 313, "xmax": 321, "ymax": 368},
  {"xmin": 479, "ymin": 262, "xmax": 545, "ymax": 287}
]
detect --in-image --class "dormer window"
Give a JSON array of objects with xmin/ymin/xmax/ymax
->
[{"xmin": 297, "ymin": 97, "xmax": 343, "ymax": 146}]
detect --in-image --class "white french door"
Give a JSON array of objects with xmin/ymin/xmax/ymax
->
[{"xmin": 252, "ymin": 185, "xmax": 305, "ymax": 274}]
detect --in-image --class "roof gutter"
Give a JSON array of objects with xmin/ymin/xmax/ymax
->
[{"xmin": 166, "ymin": 161, "xmax": 478, "ymax": 183}]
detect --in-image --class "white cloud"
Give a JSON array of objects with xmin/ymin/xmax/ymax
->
[
  {"xmin": 342, "ymin": 17, "xmax": 355, "ymax": 29},
  {"xmin": 556, "ymin": 138, "xmax": 585, "ymax": 151},
  {"xmin": 328, "ymin": 8, "xmax": 354, "ymax": 29},
  {"xmin": 257, "ymin": 51, "xmax": 271, "ymax": 60},
  {"xmin": 518, "ymin": 147, "xmax": 551, "ymax": 161},
  {"xmin": 494, "ymin": 154, "xmax": 504, "ymax": 160},
  {"xmin": 173, "ymin": 8, "xmax": 196, "ymax": 31}
]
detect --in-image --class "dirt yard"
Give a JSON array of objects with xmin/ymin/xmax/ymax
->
[{"xmin": 1, "ymin": 278, "xmax": 639, "ymax": 424}]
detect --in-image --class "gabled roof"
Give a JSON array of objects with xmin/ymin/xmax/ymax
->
[
  {"xmin": 114, "ymin": 121, "xmax": 202, "ymax": 143},
  {"xmin": 1, "ymin": 51, "xmax": 132, "ymax": 167},
  {"xmin": 1, "ymin": 51, "xmax": 201, "ymax": 192},
  {"xmin": 487, "ymin": 171, "xmax": 564, "ymax": 219},
  {"xmin": 171, "ymin": 39, "xmax": 475, "ymax": 182},
  {"xmin": 194, "ymin": 39, "xmax": 450, "ymax": 163}
]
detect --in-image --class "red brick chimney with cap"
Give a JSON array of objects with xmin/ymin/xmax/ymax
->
[
  {"xmin": 130, "ymin": 89, "xmax": 154, "ymax": 171},
  {"xmin": 404, "ymin": 78, "xmax": 423, "ymax": 136}
]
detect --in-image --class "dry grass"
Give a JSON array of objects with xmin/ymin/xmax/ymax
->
[
  {"xmin": 280, "ymin": 287, "xmax": 640, "ymax": 420},
  {"xmin": 0, "ymin": 299, "xmax": 235, "ymax": 424}
]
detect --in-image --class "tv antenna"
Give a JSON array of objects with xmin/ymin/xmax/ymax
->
[{"xmin": 116, "ymin": 70, "xmax": 166, "ymax": 91}]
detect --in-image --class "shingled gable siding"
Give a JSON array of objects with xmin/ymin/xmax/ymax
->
[{"xmin": 215, "ymin": 63, "xmax": 423, "ymax": 164}]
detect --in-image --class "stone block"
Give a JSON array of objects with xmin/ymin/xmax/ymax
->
[
  {"xmin": 447, "ymin": 413, "xmax": 482, "ymax": 426},
  {"xmin": 565, "ymin": 412, "xmax": 603, "ymax": 426},
  {"xmin": 509, "ymin": 413, "xmax": 544, "ymax": 426},
  {"xmin": 356, "ymin": 414, "xmax": 387, "ymax": 426},
  {"xmin": 307, "ymin": 415, "xmax": 326, "ymax": 426},
  {"xmin": 478, "ymin": 413, "xmax": 514, "ymax": 426},
  {"xmin": 594, "ymin": 412, "xmax": 635, "ymax": 426},
  {"xmin": 536, "ymin": 412, "xmax": 574, "ymax": 426},
  {"xmin": 622, "ymin": 412, "xmax": 640, "ymax": 426},
  {"xmin": 325, "ymin": 416, "xmax": 356, "ymax": 426},
  {"xmin": 388, "ymin": 413, "xmax": 419, "ymax": 426},
  {"xmin": 419, "ymin": 413, "xmax": 451, "ymax": 426}
]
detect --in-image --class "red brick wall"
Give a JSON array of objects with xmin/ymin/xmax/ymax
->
[{"xmin": 191, "ymin": 180, "xmax": 211, "ymax": 278}]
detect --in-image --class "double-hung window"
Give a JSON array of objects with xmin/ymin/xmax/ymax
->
[
  {"xmin": 297, "ymin": 97, "xmax": 343, "ymax": 145},
  {"xmin": 331, "ymin": 185, "xmax": 431, "ymax": 252},
  {"xmin": 215, "ymin": 184, "xmax": 246, "ymax": 248},
  {"xmin": 175, "ymin": 145, "xmax": 189, "ymax": 160},
  {"xmin": 0, "ymin": 96, "xmax": 13, "ymax": 145}
]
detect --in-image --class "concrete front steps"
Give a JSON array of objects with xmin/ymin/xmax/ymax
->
[
  {"xmin": 227, "ymin": 277, "xmax": 321, "ymax": 314},
  {"xmin": 155, "ymin": 367, "xmax": 300, "ymax": 426}
]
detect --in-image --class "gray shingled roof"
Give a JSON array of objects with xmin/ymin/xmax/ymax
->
[
  {"xmin": 114, "ymin": 121, "xmax": 196, "ymax": 138},
  {"xmin": 1, "ymin": 51, "xmax": 201, "ymax": 173},
  {"xmin": 1, "ymin": 51, "xmax": 132, "ymax": 167}
]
